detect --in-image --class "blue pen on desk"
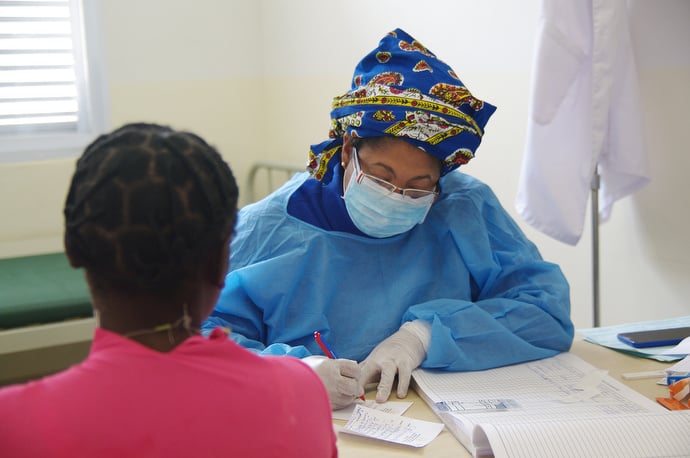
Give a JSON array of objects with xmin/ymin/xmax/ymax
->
[
  {"xmin": 667, "ymin": 373, "xmax": 690, "ymax": 385},
  {"xmin": 314, "ymin": 331, "xmax": 365, "ymax": 401}
]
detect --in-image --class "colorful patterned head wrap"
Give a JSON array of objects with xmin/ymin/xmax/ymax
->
[{"xmin": 308, "ymin": 28, "xmax": 496, "ymax": 180}]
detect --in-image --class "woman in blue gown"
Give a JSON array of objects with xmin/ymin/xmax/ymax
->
[{"xmin": 203, "ymin": 28, "xmax": 574, "ymax": 409}]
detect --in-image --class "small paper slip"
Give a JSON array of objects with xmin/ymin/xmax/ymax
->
[
  {"xmin": 666, "ymin": 354, "xmax": 690, "ymax": 374},
  {"xmin": 332, "ymin": 399, "xmax": 412, "ymax": 421},
  {"xmin": 341, "ymin": 404, "xmax": 444, "ymax": 448},
  {"xmin": 661, "ymin": 336, "xmax": 690, "ymax": 355}
]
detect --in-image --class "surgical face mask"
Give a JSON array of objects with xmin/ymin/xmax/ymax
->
[{"xmin": 343, "ymin": 149, "xmax": 437, "ymax": 238}]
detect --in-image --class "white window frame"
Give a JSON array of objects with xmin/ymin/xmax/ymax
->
[{"xmin": 0, "ymin": 0, "xmax": 110, "ymax": 163}]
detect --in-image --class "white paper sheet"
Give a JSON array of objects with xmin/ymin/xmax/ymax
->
[
  {"xmin": 340, "ymin": 404, "xmax": 444, "ymax": 448},
  {"xmin": 661, "ymin": 336, "xmax": 690, "ymax": 356},
  {"xmin": 666, "ymin": 354, "xmax": 690, "ymax": 374}
]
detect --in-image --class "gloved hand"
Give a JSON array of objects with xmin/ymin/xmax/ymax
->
[
  {"xmin": 303, "ymin": 356, "xmax": 363, "ymax": 410},
  {"xmin": 359, "ymin": 320, "xmax": 431, "ymax": 403}
]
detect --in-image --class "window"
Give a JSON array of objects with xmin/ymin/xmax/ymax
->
[{"xmin": 0, "ymin": 0, "xmax": 109, "ymax": 162}]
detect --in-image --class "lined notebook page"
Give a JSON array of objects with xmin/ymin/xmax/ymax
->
[
  {"xmin": 412, "ymin": 352, "xmax": 686, "ymax": 457},
  {"xmin": 479, "ymin": 411, "xmax": 690, "ymax": 458}
]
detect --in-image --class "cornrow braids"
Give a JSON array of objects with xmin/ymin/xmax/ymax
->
[{"xmin": 64, "ymin": 123, "xmax": 238, "ymax": 293}]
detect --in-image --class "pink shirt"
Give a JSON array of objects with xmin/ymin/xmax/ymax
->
[{"xmin": 0, "ymin": 327, "xmax": 337, "ymax": 457}]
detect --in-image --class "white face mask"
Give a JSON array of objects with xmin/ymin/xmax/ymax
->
[{"xmin": 343, "ymin": 149, "xmax": 436, "ymax": 238}]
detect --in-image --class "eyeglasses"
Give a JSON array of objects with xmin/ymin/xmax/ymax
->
[{"xmin": 352, "ymin": 148, "xmax": 438, "ymax": 200}]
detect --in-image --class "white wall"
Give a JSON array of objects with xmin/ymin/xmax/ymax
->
[
  {"xmin": 596, "ymin": 1, "xmax": 690, "ymax": 326},
  {"xmin": 1, "ymin": 0, "xmax": 688, "ymax": 330},
  {"xmin": 254, "ymin": 0, "xmax": 690, "ymax": 329}
]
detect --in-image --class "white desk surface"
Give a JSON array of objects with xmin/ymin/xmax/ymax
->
[{"xmin": 334, "ymin": 336, "xmax": 673, "ymax": 457}]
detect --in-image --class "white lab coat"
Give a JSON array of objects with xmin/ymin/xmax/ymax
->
[{"xmin": 516, "ymin": 0, "xmax": 649, "ymax": 245}]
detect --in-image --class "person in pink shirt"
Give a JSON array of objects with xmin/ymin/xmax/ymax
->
[{"xmin": 0, "ymin": 123, "xmax": 337, "ymax": 458}]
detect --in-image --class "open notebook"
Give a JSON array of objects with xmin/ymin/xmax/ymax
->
[{"xmin": 412, "ymin": 352, "xmax": 690, "ymax": 458}]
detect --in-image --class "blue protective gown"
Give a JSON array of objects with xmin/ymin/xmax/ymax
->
[{"xmin": 204, "ymin": 169, "xmax": 574, "ymax": 371}]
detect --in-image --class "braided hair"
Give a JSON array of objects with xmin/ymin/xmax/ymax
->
[{"xmin": 64, "ymin": 123, "xmax": 238, "ymax": 294}]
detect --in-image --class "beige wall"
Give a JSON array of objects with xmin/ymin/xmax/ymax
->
[
  {"xmin": 0, "ymin": 0, "xmax": 264, "ymax": 256},
  {"xmin": 1, "ymin": 0, "xmax": 689, "ymax": 330}
]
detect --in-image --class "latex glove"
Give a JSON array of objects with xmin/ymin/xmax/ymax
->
[
  {"xmin": 359, "ymin": 320, "xmax": 431, "ymax": 403},
  {"xmin": 303, "ymin": 356, "xmax": 363, "ymax": 410}
]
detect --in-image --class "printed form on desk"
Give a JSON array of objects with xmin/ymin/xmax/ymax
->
[
  {"xmin": 334, "ymin": 400, "xmax": 444, "ymax": 447},
  {"xmin": 411, "ymin": 352, "xmax": 690, "ymax": 458}
]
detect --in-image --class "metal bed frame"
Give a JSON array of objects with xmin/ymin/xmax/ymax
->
[{"xmin": 247, "ymin": 161, "xmax": 305, "ymax": 202}]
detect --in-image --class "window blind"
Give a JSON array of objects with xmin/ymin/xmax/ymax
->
[{"xmin": 0, "ymin": 0, "xmax": 86, "ymax": 135}]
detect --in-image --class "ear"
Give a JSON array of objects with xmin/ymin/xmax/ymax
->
[{"xmin": 341, "ymin": 131, "xmax": 353, "ymax": 168}]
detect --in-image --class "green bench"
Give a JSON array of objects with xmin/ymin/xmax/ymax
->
[
  {"xmin": 0, "ymin": 252, "xmax": 92, "ymax": 330},
  {"xmin": 0, "ymin": 252, "xmax": 94, "ymax": 385}
]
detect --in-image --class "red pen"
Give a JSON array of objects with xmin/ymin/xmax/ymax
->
[
  {"xmin": 314, "ymin": 331, "xmax": 337, "ymax": 358},
  {"xmin": 314, "ymin": 331, "xmax": 366, "ymax": 401}
]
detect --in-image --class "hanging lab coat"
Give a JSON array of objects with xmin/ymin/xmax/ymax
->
[{"xmin": 516, "ymin": 0, "xmax": 649, "ymax": 245}]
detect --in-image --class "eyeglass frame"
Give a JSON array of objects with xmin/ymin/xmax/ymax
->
[{"xmin": 351, "ymin": 147, "xmax": 439, "ymax": 200}]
